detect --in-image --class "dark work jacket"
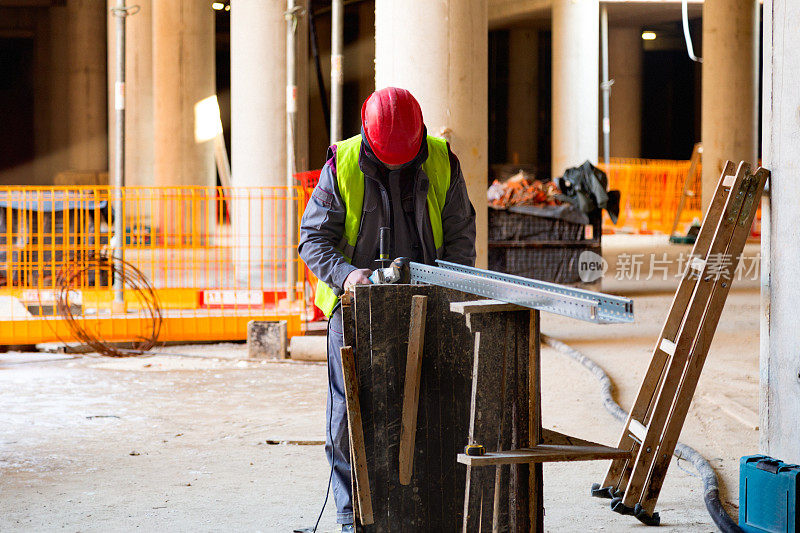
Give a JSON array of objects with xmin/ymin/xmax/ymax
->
[{"xmin": 298, "ymin": 128, "xmax": 477, "ymax": 296}]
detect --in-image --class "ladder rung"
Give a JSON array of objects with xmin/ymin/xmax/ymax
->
[
  {"xmin": 690, "ymin": 257, "xmax": 706, "ymax": 272},
  {"xmin": 722, "ymin": 174, "xmax": 736, "ymax": 187},
  {"xmin": 659, "ymin": 338, "xmax": 676, "ymax": 356},
  {"xmin": 628, "ymin": 419, "xmax": 647, "ymax": 442}
]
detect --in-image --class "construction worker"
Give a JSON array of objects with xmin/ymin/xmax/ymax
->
[{"xmin": 298, "ymin": 87, "xmax": 476, "ymax": 531}]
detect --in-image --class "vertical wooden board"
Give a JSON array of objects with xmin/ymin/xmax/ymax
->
[
  {"xmin": 353, "ymin": 286, "xmax": 376, "ymax": 529},
  {"xmin": 451, "ymin": 289, "xmax": 479, "ymax": 528},
  {"xmin": 464, "ymin": 313, "xmax": 508, "ymax": 532},
  {"xmin": 495, "ymin": 316, "xmax": 515, "ymax": 531},
  {"xmin": 384, "ymin": 286, "xmax": 404, "ymax": 529},
  {"xmin": 341, "ymin": 346, "xmax": 374, "ymax": 524},
  {"xmin": 423, "ymin": 287, "xmax": 444, "ymax": 528},
  {"xmin": 407, "ymin": 288, "xmax": 431, "ymax": 529},
  {"xmin": 368, "ymin": 285, "xmax": 391, "ymax": 531},
  {"xmin": 510, "ymin": 311, "xmax": 531, "ymax": 532},
  {"xmin": 399, "ymin": 295, "xmax": 428, "ymax": 486},
  {"xmin": 529, "ymin": 311, "xmax": 544, "ymax": 531},
  {"xmin": 442, "ymin": 288, "xmax": 470, "ymax": 527}
]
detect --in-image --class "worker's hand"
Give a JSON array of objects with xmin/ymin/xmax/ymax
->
[{"xmin": 344, "ymin": 268, "xmax": 373, "ymax": 291}]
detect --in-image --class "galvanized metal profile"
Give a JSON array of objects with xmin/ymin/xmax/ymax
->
[{"xmin": 409, "ymin": 260, "xmax": 634, "ymax": 324}]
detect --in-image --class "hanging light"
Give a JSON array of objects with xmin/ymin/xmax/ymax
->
[{"xmin": 641, "ymin": 31, "xmax": 657, "ymax": 41}]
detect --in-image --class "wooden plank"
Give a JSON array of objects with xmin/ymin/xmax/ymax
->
[
  {"xmin": 462, "ymin": 314, "xmax": 505, "ymax": 533},
  {"xmin": 340, "ymin": 293, "xmax": 361, "ymax": 526},
  {"xmin": 352, "ymin": 286, "xmax": 375, "ymax": 529},
  {"xmin": 457, "ymin": 444, "xmax": 632, "ymax": 466},
  {"xmin": 382, "ymin": 287, "xmax": 403, "ymax": 528},
  {"xmin": 340, "ymin": 346, "xmax": 374, "ymax": 525},
  {"xmin": 637, "ymin": 166, "xmax": 769, "ymax": 515},
  {"xmin": 443, "ymin": 288, "xmax": 477, "ymax": 527},
  {"xmin": 619, "ymin": 161, "xmax": 751, "ymax": 509},
  {"xmin": 494, "ymin": 317, "xmax": 515, "ymax": 531},
  {"xmin": 599, "ymin": 160, "xmax": 738, "ymax": 494},
  {"xmin": 529, "ymin": 311, "xmax": 544, "ymax": 532},
  {"xmin": 669, "ymin": 142, "xmax": 702, "ymax": 238},
  {"xmin": 509, "ymin": 311, "xmax": 530, "ymax": 533},
  {"xmin": 399, "ymin": 295, "xmax": 428, "ymax": 485},
  {"xmin": 450, "ymin": 299, "xmax": 527, "ymax": 315}
]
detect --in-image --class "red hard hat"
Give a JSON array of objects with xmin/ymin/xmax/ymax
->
[{"xmin": 361, "ymin": 87, "xmax": 424, "ymax": 166}]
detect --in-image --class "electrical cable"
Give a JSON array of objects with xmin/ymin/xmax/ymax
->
[
  {"xmin": 682, "ymin": 0, "xmax": 703, "ymax": 63},
  {"xmin": 541, "ymin": 334, "xmax": 742, "ymax": 533},
  {"xmin": 53, "ymin": 256, "xmax": 162, "ymax": 358},
  {"xmin": 309, "ymin": 306, "xmax": 339, "ymax": 533}
]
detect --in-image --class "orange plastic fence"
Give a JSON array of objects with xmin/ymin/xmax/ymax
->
[
  {"xmin": 598, "ymin": 158, "xmax": 703, "ymax": 235},
  {"xmin": 0, "ymin": 186, "xmax": 309, "ymax": 345}
]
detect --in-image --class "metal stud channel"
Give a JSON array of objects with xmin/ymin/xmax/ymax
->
[{"xmin": 408, "ymin": 260, "xmax": 634, "ymax": 324}]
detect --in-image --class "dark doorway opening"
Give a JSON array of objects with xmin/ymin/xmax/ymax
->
[
  {"xmin": 0, "ymin": 38, "xmax": 35, "ymax": 177},
  {"xmin": 641, "ymin": 48, "xmax": 699, "ymax": 160}
]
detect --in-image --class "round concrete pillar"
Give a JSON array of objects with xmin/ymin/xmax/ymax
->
[
  {"xmin": 609, "ymin": 26, "xmax": 642, "ymax": 158},
  {"xmin": 701, "ymin": 0, "xmax": 758, "ymax": 213},
  {"xmin": 507, "ymin": 28, "xmax": 538, "ymax": 166},
  {"xmin": 551, "ymin": 0, "xmax": 599, "ymax": 177},
  {"xmin": 152, "ymin": 0, "xmax": 215, "ymax": 188},
  {"xmin": 231, "ymin": 0, "xmax": 286, "ymax": 188},
  {"xmin": 108, "ymin": 0, "xmax": 154, "ymax": 188},
  {"xmin": 67, "ymin": 0, "xmax": 108, "ymax": 171},
  {"xmin": 375, "ymin": 0, "xmax": 489, "ymax": 267},
  {"xmin": 230, "ymin": 0, "xmax": 287, "ymax": 284}
]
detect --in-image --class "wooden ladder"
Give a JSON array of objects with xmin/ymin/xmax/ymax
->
[{"xmin": 591, "ymin": 161, "xmax": 769, "ymax": 525}]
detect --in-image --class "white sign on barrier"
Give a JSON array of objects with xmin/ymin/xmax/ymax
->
[{"xmin": 203, "ymin": 290, "xmax": 264, "ymax": 306}]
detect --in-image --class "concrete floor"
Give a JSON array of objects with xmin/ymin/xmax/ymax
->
[{"xmin": 0, "ymin": 290, "xmax": 760, "ymax": 532}]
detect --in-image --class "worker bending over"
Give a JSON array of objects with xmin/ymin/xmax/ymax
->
[{"xmin": 298, "ymin": 87, "xmax": 476, "ymax": 531}]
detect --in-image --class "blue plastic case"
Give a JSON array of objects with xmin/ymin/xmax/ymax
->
[{"xmin": 740, "ymin": 455, "xmax": 800, "ymax": 533}]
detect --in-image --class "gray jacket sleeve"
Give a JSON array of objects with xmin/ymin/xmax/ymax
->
[
  {"xmin": 440, "ymin": 149, "xmax": 477, "ymax": 266},
  {"xmin": 297, "ymin": 156, "xmax": 358, "ymax": 293}
]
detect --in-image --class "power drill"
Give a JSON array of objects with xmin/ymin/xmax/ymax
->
[{"xmin": 368, "ymin": 227, "xmax": 411, "ymax": 284}]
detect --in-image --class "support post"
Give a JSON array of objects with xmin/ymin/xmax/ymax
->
[
  {"xmin": 330, "ymin": 0, "xmax": 343, "ymax": 143},
  {"xmin": 286, "ymin": 0, "xmax": 300, "ymax": 302},
  {"xmin": 111, "ymin": 0, "xmax": 128, "ymax": 310},
  {"xmin": 551, "ymin": 0, "xmax": 599, "ymax": 177},
  {"xmin": 761, "ymin": 0, "xmax": 800, "ymax": 462},
  {"xmin": 600, "ymin": 5, "xmax": 610, "ymax": 166},
  {"xmin": 700, "ymin": 0, "xmax": 758, "ymax": 213},
  {"xmin": 375, "ymin": 0, "xmax": 489, "ymax": 267}
]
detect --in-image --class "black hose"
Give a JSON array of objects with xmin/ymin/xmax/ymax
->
[{"xmin": 541, "ymin": 334, "xmax": 742, "ymax": 533}]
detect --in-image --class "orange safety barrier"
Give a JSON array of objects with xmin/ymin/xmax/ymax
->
[
  {"xmin": 598, "ymin": 158, "xmax": 703, "ymax": 235},
  {"xmin": 0, "ymin": 186, "xmax": 309, "ymax": 346}
]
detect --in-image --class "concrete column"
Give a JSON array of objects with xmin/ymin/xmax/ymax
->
[
  {"xmin": 551, "ymin": 0, "xmax": 599, "ymax": 177},
  {"xmin": 230, "ymin": 0, "xmax": 286, "ymax": 284},
  {"xmin": 67, "ymin": 0, "xmax": 108, "ymax": 171},
  {"xmin": 231, "ymin": 0, "xmax": 285, "ymax": 188},
  {"xmin": 295, "ymin": 0, "xmax": 310, "ymax": 173},
  {"xmin": 108, "ymin": 0, "xmax": 154, "ymax": 188},
  {"xmin": 609, "ymin": 26, "xmax": 642, "ymax": 158},
  {"xmin": 550, "ymin": 0, "xmax": 600, "ymax": 176},
  {"xmin": 152, "ymin": 0, "xmax": 215, "ymax": 188},
  {"xmin": 701, "ymin": 0, "xmax": 758, "ymax": 213},
  {"xmin": 761, "ymin": 0, "xmax": 800, "ymax": 463},
  {"xmin": 375, "ymin": 0, "xmax": 489, "ymax": 267},
  {"xmin": 33, "ymin": 10, "xmax": 52, "ymax": 184},
  {"xmin": 506, "ymin": 28, "xmax": 538, "ymax": 166},
  {"xmin": 48, "ymin": 5, "xmax": 71, "ymax": 177}
]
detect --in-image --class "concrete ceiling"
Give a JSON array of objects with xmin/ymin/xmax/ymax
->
[
  {"xmin": 490, "ymin": 0, "xmax": 703, "ymax": 30},
  {"xmin": 0, "ymin": 0, "xmax": 64, "ymax": 6}
]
